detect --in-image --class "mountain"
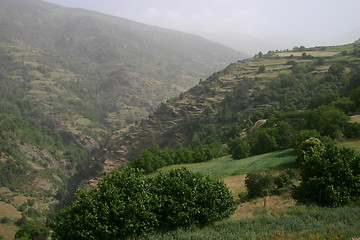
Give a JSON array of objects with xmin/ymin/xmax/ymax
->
[
  {"xmin": 0, "ymin": 0, "xmax": 246, "ymax": 131},
  {"xmin": 0, "ymin": 0, "xmax": 247, "ymax": 237},
  {"xmin": 102, "ymin": 42, "xmax": 360, "ymax": 171}
]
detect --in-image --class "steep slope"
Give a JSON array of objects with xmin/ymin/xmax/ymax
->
[
  {"xmin": 0, "ymin": 0, "xmax": 246, "ymax": 130},
  {"xmin": 0, "ymin": 0, "xmax": 246, "ymax": 236},
  {"xmin": 102, "ymin": 42, "xmax": 360, "ymax": 170}
]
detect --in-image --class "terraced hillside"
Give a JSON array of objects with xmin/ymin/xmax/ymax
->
[
  {"xmin": 0, "ymin": 1, "xmax": 246, "ymax": 238},
  {"xmin": 103, "ymin": 43, "xmax": 360, "ymax": 171},
  {"xmin": 0, "ymin": 0, "xmax": 246, "ymax": 130}
]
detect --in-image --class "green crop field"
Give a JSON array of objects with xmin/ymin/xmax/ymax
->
[
  {"xmin": 145, "ymin": 205, "xmax": 360, "ymax": 240},
  {"xmin": 155, "ymin": 149, "xmax": 297, "ymax": 179}
]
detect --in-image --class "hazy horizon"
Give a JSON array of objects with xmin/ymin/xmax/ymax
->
[{"xmin": 43, "ymin": 0, "xmax": 360, "ymax": 55}]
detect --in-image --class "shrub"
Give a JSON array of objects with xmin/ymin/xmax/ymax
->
[
  {"xmin": 14, "ymin": 221, "xmax": 49, "ymax": 240},
  {"xmin": 228, "ymin": 138, "xmax": 250, "ymax": 160},
  {"xmin": 245, "ymin": 172, "xmax": 275, "ymax": 199},
  {"xmin": 294, "ymin": 143, "xmax": 360, "ymax": 207},
  {"xmin": 52, "ymin": 168, "xmax": 235, "ymax": 239},
  {"xmin": 258, "ymin": 65, "xmax": 266, "ymax": 73},
  {"xmin": 151, "ymin": 168, "xmax": 235, "ymax": 230},
  {"xmin": 274, "ymin": 169, "xmax": 297, "ymax": 189},
  {"xmin": 52, "ymin": 168, "xmax": 158, "ymax": 240},
  {"xmin": 0, "ymin": 217, "xmax": 9, "ymax": 223}
]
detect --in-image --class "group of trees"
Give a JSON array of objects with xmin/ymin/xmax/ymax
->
[
  {"xmin": 241, "ymin": 137, "xmax": 360, "ymax": 208},
  {"xmin": 228, "ymin": 91, "xmax": 356, "ymax": 160},
  {"xmin": 131, "ymin": 140, "xmax": 225, "ymax": 173},
  {"xmin": 51, "ymin": 168, "xmax": 235, "ymax": 240}
]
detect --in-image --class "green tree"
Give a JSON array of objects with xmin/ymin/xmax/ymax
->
[
  {"xmin": 328, "ymin": 63, "xmax": 345, "ymax": 77},
  {"xmin": 52, "ymin": 168, "xmax": 235, "ymax": 239},
  {"xmin": 174, "ymin": 147, "xmax": 194, "ymax": 163},
  {"xmin": 258, "ymin": 65, "xmax": 266, "ymax": 73},
  {"xmin": 296, "ymin": 137, "xmax": 325, "ymax": 164},
  {"xmin": 249, "ymin": 129, "xmax": 278, "ymax": 155},
  {"xmin": 348, "ymin": 67, "xmax": 360, "ymax": 89},
  {"xmin": 349, "ymin": 87, "xmax": 360, "ymax": 107},
  {"xmin": 14, "ymin": 221, "xmax": 49, "ymax": 240},
  {"xmin": 151, "ymin": 168, "xmax": 235, "ymax": 230},
  {"xmin": 294, "ymin": 142, "xmax": 360, "ymax": 207},
  {"xmin": 308, "ymin": 105, "xmax": 350, "ymax": 138},
  {"xmin": 245, "ymin": 172, "xmax": 275, "ymax": 199},
  {"xmin": 52, "ymin": 168, "xmax": 158, "ymax": 240},
  {"xmin": 228, "ymin": 138, "xmax": 250, "ymax": 159}
]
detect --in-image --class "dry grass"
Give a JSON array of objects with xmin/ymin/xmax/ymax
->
[
  {"xmin": 338, "ymin": 139, "xmax": 360, "ymax": 153},
  {"xmin": 222, "ymin": 175, "xmax": 247, "ymax": 199},
  {"xmin": 0, "ymin": 188, "xmax": 11, "ymax": 195},
  {"xmin": 350, "ymin": 115, "xmax": 360, "ymax": 123},
  {"xmin": 12, "ymin": 196, "xmax": 29, "ymax": 208},
  {"xmin": 0, "ymin": 224, "xmax": 18, "ymax": 240},
  {"xmin": 0, "ymin": 202, "xmax": 21, "ymax": 220},
  {"xmin": 231, "ymin": 195, "xmax": 296, "ymax": 220},
  {"xmin": 276, "ymin": 51, "xmax": 340, "ymax": 57}
]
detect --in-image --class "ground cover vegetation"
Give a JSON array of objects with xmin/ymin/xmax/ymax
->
[
  {"xmin": 133, "ymin": 42, "xmax": 360, "ymax": 170},
  {"xmin": 85, "ymin": 43, "xmax": 360, "ymax": 239},
  {"xmin": 0, "ymin": 0, "xmax": 244, "ymax": 237},
  {"xmin": 2, "ymin": 31, "xmax": 360, "ymax": 238},
  {"xmin": 51, "ymin": 168, "xmax": 235, "ymax": 240},
  {"xmin": 144, "ymin": 205, "xmax": 360, "ymax": 240}
]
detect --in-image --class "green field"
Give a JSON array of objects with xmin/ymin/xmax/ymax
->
[
  {"xmin": 148, "ymin": 149, "xmax": 360, "ymax": 240},
  {"xmin": 145, "ymin": 205, "xmax": 360, "ymax": 240},
  {"xmin": 155, "ymin": 149, "xmax": 297, "ymax": 179}
]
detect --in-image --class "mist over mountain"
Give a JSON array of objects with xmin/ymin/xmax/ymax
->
[
  {"xmin": 1, "ymin": 0, "xmax": 360, "ymax": 239},
  {"xmin": 42, "ymin": 0, "xmax": 360, "ymax": 57},
  {"xmin": 0, "ymin": 1, "xmax": 246, "ymax": 237},
  {"xmin": 0, "ymin": 0, "xmax": 247, "ymax": 129}
]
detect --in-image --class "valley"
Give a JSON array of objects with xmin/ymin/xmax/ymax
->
[{"xmin": 0, "ymin": 0, "xmax": 360, "ymax": 239}]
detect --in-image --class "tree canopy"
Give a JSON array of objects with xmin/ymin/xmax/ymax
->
[
  {"xmin": 52, "ymin": 168, "xmax": 235, "ymax": 239},
  {"xmin": 294, "ymin": 139, "xmax": 360, "ymax": 207}
]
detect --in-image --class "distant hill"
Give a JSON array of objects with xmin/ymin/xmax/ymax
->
[
  {"xmin": 0, "ymin": 0, "xmax": 246, "ymax": 130},
  {"xmin": 102, "ymin": 42, "xmax": 360, "ymax": 171},
  {"xmin": 0, "ymin": 0, "xmax": 246, "ymax": 236}
]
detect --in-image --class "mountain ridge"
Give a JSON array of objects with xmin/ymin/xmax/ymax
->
[
  {"xmin": 101, "ymin": 42, "xmax": 360, "ymax": 171},
  {"xmin": 0, "ymin": 1, "xmax": 246, "ymax": 237}
]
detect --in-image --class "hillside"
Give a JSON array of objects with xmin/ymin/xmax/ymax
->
[
  {"xmin": 0, "ymin": 0, "xmax": 246, "ymax": 238},
  {"xmin": 0, "ymin": 0, "xmax": 245, "ymax": 130},
  {"xmin": 103, "ymin": 42, "xmax": 360, "ymax": 171}
]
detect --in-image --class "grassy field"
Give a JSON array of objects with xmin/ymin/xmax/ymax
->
[
  {"xmin": 338, "ymin": 139, "xmax": 360, "ymax": 153},
  {"xmin": 155, "ymin": 149, "xmax": 297, "ymax": 179},
  {"xmin": 148, "ymin": 148, "xmax": 360, "ymax": 240},
  {"xmin": 144, "ymin": 205, "xmax": 360, "ymax": 240}
]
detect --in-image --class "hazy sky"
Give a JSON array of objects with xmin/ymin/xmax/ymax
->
[{"xmin": 44, "ymin": 0, "xmax": 360, "ymax": 54}]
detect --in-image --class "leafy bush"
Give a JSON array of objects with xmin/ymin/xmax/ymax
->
[
  {"xmin": 52, "ymin": 168, "xmax": 158, "ymax": 240},
  {"xmin": 294, "ymin": 141, "xmax": 360, "ymax": 207},
  {"xmin": 132, "ymin": 141, "xmax": 225, "ymax": 174},
  {"xmin": 245, "ymin": 172, "xmax": 275, "ymax": 199},
  {"xmin": 274, "ymin": 169, "xmax": 297, "ymax": 189},
  {"xmin": 151, "ymin": 168, "xmax": 235, "ymax": 230},
  {"xmin": 52, "ymin": 168, "xmax": 235, "ymax": 239},
  {"xmin": 14, "ymin": 221, "xmax": 49, "ymax": 240},
  {"xmin": 228, "ymin": 138, "xmax": 250, "ymax": 160},
  {"xmin": 0, "ymin": 217, "xmax": 9, "ymax": 224}
]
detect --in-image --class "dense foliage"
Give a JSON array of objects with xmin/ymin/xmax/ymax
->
[
  {"xmin": 151, "ymin": 168, "xmax": 235, "ymax": 230},
  {"xmin": 294, "ymin": 139, "xmax": 360, "ymax": 207},
  {"xmin": 131, "ymin": 140, "xmax": 225, "ymax": 173},
  {"xmin": 52, "ymin": 168, "xmax": 235, "ymax": 239},
  {"xmin": 14, "ymin": 221, "xmax": 49, "ymax": 240},
  {"xmin": 244, "ymin": 170, "xmax": 297, "ymax": 199}
]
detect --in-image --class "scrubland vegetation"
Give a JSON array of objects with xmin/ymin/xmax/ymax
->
[{"xmin": 1, "ymin": 1, "xmax": 360, "ymax": 237}]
